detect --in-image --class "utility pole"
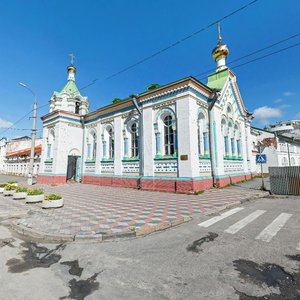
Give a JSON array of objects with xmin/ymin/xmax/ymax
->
[{"xmin": 19, "ymin": 83, "xmax": 37, "ymax": 185}]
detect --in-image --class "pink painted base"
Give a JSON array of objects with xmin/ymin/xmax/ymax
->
[
  {"xmin": 37, "ymin": 175, "xmax": 66, "ymax": 185},
  {"xmin": 38, "ymin": 173, "xmax": 255, "ymax": 193}
]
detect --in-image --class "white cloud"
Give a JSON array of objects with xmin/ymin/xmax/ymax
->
[
  {"xmin": 283, "ymin": 91, "xmax": 295, "ymax": 97},
  {"xmin": 253, "ymin": 106, "xmax": 282, "ymax": 125},
  {"xmin": 0, "ymin": 118, "xmax": 13, "ymax": 128}
]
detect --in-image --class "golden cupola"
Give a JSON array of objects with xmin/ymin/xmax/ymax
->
[{"xmin": 212, "ymin": 22, "xmax": 229, "ymax": 72}]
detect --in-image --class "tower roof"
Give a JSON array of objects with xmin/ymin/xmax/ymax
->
[
  {"xmin": 60, "ymin": 80, "xmax": 80, "ymax": 97},
  {"xmin": 211, "ymin": 22, "xmax": 229, "ymax": 62}
]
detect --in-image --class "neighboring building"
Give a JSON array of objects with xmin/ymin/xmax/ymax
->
[
  {"xmin": 269, "ymin": 120, "xmax": 300, "ymax": 139},
  {"xmin": 251, "ymin": 127, "xmax": 300, "ymax": 174},
  {"xmin": 0, "ymin": 136, "xmax": 42, "ymax": 176},
  {"xmin": 38, "ymin": 26, "xmax": 256, "ymax": 193}
]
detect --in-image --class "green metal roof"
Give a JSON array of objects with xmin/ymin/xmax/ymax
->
[
  {"xmin": 60, "ymin": 80, "xmax": 80, "ymax": 97},
  {"xmin": 207, "ymin": 68, "xmax": 229, "ymax": 89}
]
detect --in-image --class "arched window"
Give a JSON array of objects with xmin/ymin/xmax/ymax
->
[
  {"xmin": 282, "ymin": 157, "xmax": 288, "ymax": 166},
  {"xmin": 198, "ymin": 111, "xmax": 209, "ymax": 157},
  {"xmin": 75, "ymin": 101, "xmax": 80, "ymax": 114},
  {"xmin": 163, "ymin": 115, "xmax": 175, "ymax": 156},
  {"xmin": 47, "ymin": 129, "xmax": 55, "ymax": 160},
  {"xmin": 108, "ymin": 127, "xmax": 114, "ymax": 159},
  {"xmin": 130, "ymin": 122, "xmax": 139, "ymax": 157},
  {"xmin": 87, "ymin": 130, "xmax": 97, "ymax": 161},
  {"xmin": 291, "ymin": 157, "xmax": 296, "ymax": 166},
  {"xmin": 221, "ymin": 118, "xmax": 229, "ymax": 158}
]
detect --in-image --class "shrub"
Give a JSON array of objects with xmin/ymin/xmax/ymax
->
[
  {"xmin": 15, "ymin": 186, "xmax": 28, "ymax": 193},
  {"xmin": 27, "ymin": 188, "xmax": 44, "ymax": 196},
  {"xmin": 7, "ymin": 180, "xmax": 18, "ymax": 184},
  {"xmin": 4, "ymin": 185, "xmax": 17, "ymax": 191},
  {"xmin": 0, "ymin": 183, "xmax": 7, "ymax": 188},
  {"xmin": 44, "ymin": 194, "xmax": 62, "ymax": 200}
]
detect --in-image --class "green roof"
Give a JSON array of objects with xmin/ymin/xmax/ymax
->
[
  {"xmin": 207, "ymin": 68, "xmax": 229, "ymax": 89},
  {"xmin": 60, "ymin": 80, "xmax": 80, "ymax": 97}
]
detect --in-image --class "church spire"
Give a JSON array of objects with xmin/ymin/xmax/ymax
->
[
  {"xmin": 67, "ymin": 53, "xmax": 76, "ymax": 81},
  {"xmin": 212, "ymin": 22, "xmax": 229, "ymax": 72}
]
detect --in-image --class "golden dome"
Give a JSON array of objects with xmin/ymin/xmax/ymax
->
[
  {"xmin": 67, "ymin": 65, "xmax": 76, "ymax": 74},
  {"xmin": 212, "ymin": 43, "xmax": 229, "ymax": 61}
]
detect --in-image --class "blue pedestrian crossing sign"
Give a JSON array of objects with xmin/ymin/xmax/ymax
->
[{"xmin": 256, "ymin": 154, "xmax": 267, "ymax": 164}]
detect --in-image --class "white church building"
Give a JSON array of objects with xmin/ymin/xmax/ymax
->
[{"xmin": 38, "ymin": 27, "xmax": 258, "ymax": 193}]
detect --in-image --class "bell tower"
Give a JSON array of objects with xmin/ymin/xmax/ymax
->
[{"xmin": 49, "ymin": 54, "xmax": 89, "ymax": 115}]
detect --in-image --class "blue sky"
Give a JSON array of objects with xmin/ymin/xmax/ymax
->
[{"xmin": 0, "ymin": 0, "xmax": 299, "ymax": 138}]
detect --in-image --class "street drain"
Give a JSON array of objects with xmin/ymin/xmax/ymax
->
[
  {"xmin": 60, "ymin": 271, "xmax": 102, "ymax": 300},
  {"xmin": 234, "ymin": 256, "xmax": 300, "ymax": 299},
  {"xmin": 186, "ymin": 232, "xmax": 218, "ymax": 253},
  {"xmin": 6, "ymin": 242, "xmax": 65, "ymax": 273},
  {"xmin": 61, "ymin": 260, "xmax": 83, "ymax": 277}
]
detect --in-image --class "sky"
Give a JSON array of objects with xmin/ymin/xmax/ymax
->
[{"xmin": 0, "ymin": 0, "xmax": 299, "ymax": 139}]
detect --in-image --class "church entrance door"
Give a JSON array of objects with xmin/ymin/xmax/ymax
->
[{"xmin": 67, "ymin": 155, "xmax": 79, "ymax": 182}]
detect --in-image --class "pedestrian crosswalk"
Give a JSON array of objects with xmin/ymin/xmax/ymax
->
[{"xmin": 198, "ymin": 208, "xmax": 298, "ymax": 249}]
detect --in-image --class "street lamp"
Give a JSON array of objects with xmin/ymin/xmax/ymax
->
[
  {"xmin": 130, "ymin": 95, "xmax": 143, "ymax": 188},
  {"xmin": 19, "ymin": 82, "xmax": 37, "ymax": 185}
]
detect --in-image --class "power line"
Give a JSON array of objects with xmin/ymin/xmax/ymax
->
[
  {"xmin": 196, "ymin": 41, "xmax": 300, "ymax": 81},
  {"xmin": 195, "ymin": 31, "xmax": 300, "ymax": 77},
  {"xmin": 76, "ymin": 0, "xmax": 259, "ymax": 92}
]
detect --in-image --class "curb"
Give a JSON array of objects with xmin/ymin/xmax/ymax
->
[{"xmin": 8, "ymin": 215, "xmax": 193, "ymax": 243}]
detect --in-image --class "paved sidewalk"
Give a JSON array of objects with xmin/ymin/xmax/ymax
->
[{"xmin": 0, "ymin": 175, "xmax": 268, "ymax": 239}]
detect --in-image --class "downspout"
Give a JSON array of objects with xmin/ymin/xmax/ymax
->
[
  {"xmin": 208, "ymin": 89, "xmax": 220, "ymax": 187},
  {"xmin": 80, "ymin": 116, "xmax": 85, "ymax": 183}
]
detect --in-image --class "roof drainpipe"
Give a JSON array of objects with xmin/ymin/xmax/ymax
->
[{"xmin": 208, "ymin": 89, "xmax": 221, "ymax": 187}]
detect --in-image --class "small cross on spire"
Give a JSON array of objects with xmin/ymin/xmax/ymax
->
[{"xmin": 69, "ymin": 53, "xmax": 75, "ymax": 65}]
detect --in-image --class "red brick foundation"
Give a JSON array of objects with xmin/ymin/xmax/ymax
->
[
  {"xmin": 37, "ymin": 175, "xmax": 66, "ymax": 185},
  {"xmin": 82, "ymin": 176, "xmax": 214, "ymax": 193},
  {"xmin": 216, "ymin": 174, "xmax": 251, "ymax": 188},
  {"xmin": 39, "ymin": 173, "xmax": 254, "ymax": 193}
]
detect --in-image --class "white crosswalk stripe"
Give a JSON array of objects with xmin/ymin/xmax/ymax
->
[
  {"xmin": 297, "ymin": 243, "xmax": 300, "ymax": 251},
  {"xmin": 198, "ymin": 207, "xmax": 244, "ymax": 228},
  {"xmin": 255, "ymin": 213, "xmax": 292, "ymax": 242},
  {"xmin": 224, "ymin": 210, "xmax": 266, "ymax": 234}
]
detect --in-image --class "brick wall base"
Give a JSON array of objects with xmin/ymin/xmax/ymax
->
[
  {"xmin": 38, "ymin": 173, "xmax": 254, "ymax": 193},
  {"xmin": 37, "ymin": 175, "xmax": 66, "ymax": 185}
]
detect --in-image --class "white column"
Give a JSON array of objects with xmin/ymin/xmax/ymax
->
[
  {"xmin": 210, "ymin": 106, "xmax": 225, "ymax": 176},
  {"xmin": 240, "ymin": 122, "xmax": 249, "ymax": 172},
  {"xmin": 142, "ymin": 107, "xmax": 154, "ymax": 176},
  {"xmin": 176, "ymin": 96, "xmax": 199, "ymax": 178},
  {"xmin": 95, "ymin": 123, "xmax": 102, "ymax": 174},
  {"xmin": 114, "ymin": 116, "xmax": 123, "ymax": 175}
]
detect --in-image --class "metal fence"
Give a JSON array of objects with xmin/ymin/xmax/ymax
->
[{"xmin": 269, "ymin": 166, "xmax": 300, "ymax": 195}]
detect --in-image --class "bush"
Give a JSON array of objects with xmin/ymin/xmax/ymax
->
[
  {"xmin": 4, "ymin": 185, "xmax": 17, "ymax": 191},
  {"xmin": 15, "ymin": 186, "xmax": 28, "ymax": 193},
  {"xmin": 44, "ymin": 194, "xmax": 62, "ymax": 200},
  {"xmin": 7, "ymin": 180, "xmax": 18, "ymax": 184},
  {"xmin": 27, "ymin": 188, "xmax": 44, "ymax": 196},
  {"xmin": 0, "ymin": 183, "xmax": 7, "ymax": 188}
]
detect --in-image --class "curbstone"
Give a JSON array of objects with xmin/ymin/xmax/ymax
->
[
  {"xmin": 154, "ymin": 221, "xmax": 171, "ymax": 232},
  {"xmin": 136, "ymin": 225, "xmax": 156, "ymax": 236},
  {"xmin": 102, "ymin": 231, "xmax": 136, "ymax": 241}
]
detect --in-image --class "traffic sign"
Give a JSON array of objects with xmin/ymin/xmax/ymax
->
[{"xmin": 256, "ymin": 154, "xmax": 267, "ymax": 164}]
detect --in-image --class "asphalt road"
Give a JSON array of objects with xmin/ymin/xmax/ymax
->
[{"xmin": 0, "ymin": 195, "xmax": 299, "ymax": 300}]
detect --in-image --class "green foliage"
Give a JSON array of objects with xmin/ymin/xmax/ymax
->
[
  {"xmin": 112, "ymin": 98, "xmax": 122, "ymax": 104},
  {"xmin": 194, "ymin": 190, "xmax": 204, "ymax": 195},
  {"xmin": 147, "ymin": 83, "xmax": 161, "ymax": 91},
  {"xmin": 7, "ymin": 180, "xmax": 18, "ymax": 184},
  {"xmin": 0, "ymin": 183, "xmax": 7, "ymax": 188},
  {"xmin": 15, "ymin": 186, "xmax": 28, "ymax": 193},
  {"xmin": 44, "ymin": 194, "xmax": 62, "ymax": 200},
  {"xmin": 27, "ymin": 188, "xmax": 44, "ymax": 196},
  {"xmin": 4, "ymin": 184, "xmax": 17, "ymax": 191}
]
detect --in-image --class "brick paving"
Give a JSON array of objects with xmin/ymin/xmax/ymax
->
[{"xmin": 0, "ymin": 175, "xmax": 268, "ymax": 237}]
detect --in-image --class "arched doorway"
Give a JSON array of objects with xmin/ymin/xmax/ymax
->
[{"xmin": 67, "ymin": 148, "xmax": 81, "ymax": 182}]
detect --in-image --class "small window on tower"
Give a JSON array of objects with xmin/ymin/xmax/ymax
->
[{"xmin": 75, "ymin": 102, "xmax": 80, "ymax": 114}]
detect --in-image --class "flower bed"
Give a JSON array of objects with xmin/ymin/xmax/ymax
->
[
  {"xmin": 42, "ymin": 194, "xmax": 64, "ymax": 208},
  {"xmin": 26, "ymin": 189, "xmax": 44, "ymax": 203}
]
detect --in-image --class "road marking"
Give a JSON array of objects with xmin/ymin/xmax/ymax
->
[
  {"xmin": 297, "ymin": 243, "xmax": 300, "ymax": 251},
  {"xmin": 224, "ymin": 210, "xmax": 266, "ymax": 234},
  {"xmin": 255, "ymin": 213, "xmax": 292, "ymax": 242},
  {"xmin": 198, "ymin": 207, "xmax": 244, "ymax": 228}
]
